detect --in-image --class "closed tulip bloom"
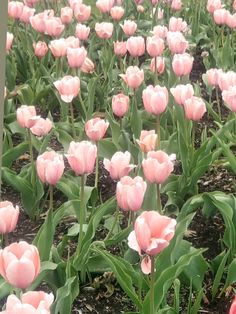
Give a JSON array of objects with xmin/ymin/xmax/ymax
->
[
  {"xmin": 95, "ymin": 22, "xmax": 114, "ymax": 39},
  {"xmin": 168, "ymin": 17, "xmax": 187, "ymax": 32},
  {"xmin": 0, "ymin": 201, "xmax": 19, "ymax": 235},
  {"xmin": 205, "ymin": 68, "xmax": 222, "ymax": 86},
  {"xmin": 207, "ymin": 0, "xmax": 222, "ymax": 14},
  {"xmin": 229, "ymin": 296, "xmax": 236, "ymax": 314},
  {"xmin": 33, "ymin": 41, "xmax": 48, "ymax": 58},
  {"xmin": 75, "ymin": 23, "xmax": 90, "ymax": 40},
  {"xmin": 49, "ymin": 38, "xmax": 67, "ymax": 57},
  {"xmin": 81, "ymin": 57, "xmax": 95, "ymax": 73},
  {"xmin": 137, "ymin": 5, "xmax": 145, "ymax": 13},
  {"xmin": 152, "ymin": 25, "xmax": 168, "ymax": 39},
  {"xmin": 146, "ymin": 36, "xmax": 165, "ymax": 57},
  {"xmin": 54, "ymin": 76, "xmax": 80, "ymax": 103},
  {"xmin": 171, "ymin": 0, "xmax": 182, "ymax": 10},
  {"xmin": 8, "ymin": 1, "xmax": 24, "ymax": 19},
  {"xmin": 128, "ymin": 211, "xmax": 176, "ymax": 257},
  {"xmin": 74, "ymin": 4, "xmax": 91, "ymax": 22},
  {"xmin": 150, "ymin": 57, "xmax": 165, "ymax": 74},
  {"xmin": 142, "ymin": 85, "xmax": 168, "ymax": 115},
  {"xmin": 112, "ymin": 93, "xmax": 129, "ymax": 117},
  {"xmin": 96, "ymin": 0, "xmax": 115, "ymax": 13},
  {"xmin": 67, "ymin": 47, "xmax": 87, "ymax": 68},
  {"xmin": 137, "ymin": 130, "xmax": 157, "ymax": 153},
  {"xmin": 120, "ymin": 66, "xmax": 144, "ymax": 89},
  {"xmin": 110, "ymin": 6, "xmax": 124, "ymax": 20},
  {"xmin": 142, "ymin": 150, "xmax": 174, "ymax": 184},
  {"xmin": 120, "ymin": 20, "xmax": 137, "ymax": 36},
  {"xmin": 6, "ymin": 32, "xmax": 14, "ymax": 52},
  {"xmin": 68, "ymin": 0, "xmax": 83, "ymax": 10},
  {"xmin": 104, "ymin": 151, "xmax": 135, "ymax": 180},
  {"xmin": 170, "ymin": 84, "xmax": 194, "ymax": 106},
  {"xmin": 30, "ymin": 12, "xmax": 47, "ymax": 33},
  {"xmin": 0, "ymin": 241, "xmax": 40, "ymax": 289},
  {"xmin": 167, "ymin": 31, "xmax": 189, "ymax": 54},
  {"xmin": 44, "ymin": 17, "xmax": 65, "ymax": 37},
  {"xmin": 127, "ymin": 36, "xmax": 145, "ymax": 57},
  {"xmin": 30, "ymin": 118, "xmax": 53, "ymax": 137},
  {"xmin": 66, "ymin": 141, "xmax": 97, "ymax": 175},
  {"xmin": 65, "ymin": 36, "xmax": 80, "ymax": 48},
  {"xmin": 16, "ymin": 105, "xmax": 40, "ymax": 129},
  {"xmin": 222, "ymin": 86, "xmax": 236, "ymax": 112},
  {"xmin": 36, "ymin": 151, "xmax": 65, "ymax": 185},
  {"xmin": 116, "ymin": 176, "xmax": 147, "ymax": 212},
  {"xmin": 23, "ymin": 0, "xmax": 39, "ymax": 6},
  {"xmin": 213, "ymin": 9, "xmax": 229, "ymax": 25},
  {"xmin": 218, "ymin": 71, "xmax": 236, "ymax": 91},
  {"xmin": 172, "ymin": 53, "xmax": 193, "ymax": 77},
  {"xmin": 157, "ymin": 8, "xmax": 164, "ymax": 19},
  {"xmin": 19, "ymin": 5, "xmax": 35, "ymax": 23},
  {"xmin": 85, "ymin": 117, "xmax": 109, "ymax": 141},
  {"xmin": 184, "ymin": 96, "xmax": 206, "ymax": 121},
  {"xmin": 114, "ymin": 41, "xmax": 127, "ymax": 56},
  {"xmin": 61, "ymin": 6, "xmax": 73, "ymax": 24},
  {"xmin": 226, "ymin": 13, "xmax": 236, "ymax": 29}
]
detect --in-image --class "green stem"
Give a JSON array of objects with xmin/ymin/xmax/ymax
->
[
  {"xmin": 192, "ymin": 121, "xmax": 195, "ymax": 149},
  {"xmin": 95, "ymin": 143, "xmax": 99, "ymax": 188},
  {"xmin": 105, "ymin": 206, "xmax": 119, "ymax": 241},
  {"xmin": 154, "ymin": 57, "xmax": 158, "ymax": 85},
  {"xmin": 69, "ymin": 102, "xmax": 76, "ymax": 139},
  {"xmin": 156, "ymin": 183, "xmax": 162, "ymax": 213},
  {"xmin": 216, "ymin": 87, "xmax": 221, "ymax": 121},
  {"xmin": 79, "ymin": 92, "xmax": 87, "ymax": 118},
  {"xmin": 77, "ymin": 175, "xmax": 85, "ymax": 255},
  {"xmin": 150, "ymin": 255, "xmax": 155, "ymax": 314},
  {"xmin": 156, "ymin": 115, "xmax": 161, "ymax": 149},
  {"xmin": 49, "ymin": 185, "xmax": 53, "ymax": 211},
  {"xmin": 28, "ymin": 129, "xmax": 35, "ymax": 186}
]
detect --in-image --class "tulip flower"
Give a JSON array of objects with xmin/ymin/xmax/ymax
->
[
  {"xmin": 54, "ymin": 76, "xmax": 80, "ymax": 103},
  {"xmin": 19, "ymin": 5, "xmax": 35, "ymax": 24},
  {"xmin": 170, "ymin": 84, "xmax": 194, "ymax": 106},
  {"xmin": 218, "ymin": 71, "xmax": 236, "ymax": 91},
  {"xmin": 205, "ymin": 68, "xmax": 222, "ymax": 87},
  {"xmin": 8, "ymin": 1, "xmax": 24, "ymax": 19},
  {"xmin": 95, "ymin": 22, "xmax": 114, "ymax": 39},
  {"xmin": 229, "ymin": 296, "xmax": 236, "ymax": 314},
  {"xmin": 150, "ymin": 57, "xmax": 165, "ymax": 74},
  {"xmin": 116, "ymin": 176, "xmax": 147, "ymax": 212},
  {"xmin": 44, "ymin": 17, "xmax": 65, "ymax": 37},
  {"xmin": 146, "ymin": 36, "xmax": 165, "ymax": 57},
  {"xmin": 16, "ymin": 105, "xmax": 39, "ymax": 129},
  {"xmin": 126, "ymin": 36, "xmax": 145, "ymax": 57},
  {"xmin": 112, "ymin": 93, "xmax": 129, "ymax": 117},
  {"xmin": 96, "ymin": 0, "xmax": 115, "ymax": 13},
  {"xmin": 142, "ymin": 85, "xmax": 168, "ymax": 116},
  {"xmin": 66, "ymin": 47, "xmax": 87, "ymax": 68},
  {"xmin": 49, "ymin": 38, "xmax": 67, "ymax": 58},
  {"xmin": 0, "ymin": 201, "xmax": 19, "ymax": 235},
  {"xmin": 81, "ymin": 57, "xmax": 95, "ymax": 73},
  {"xmin": 104, "ymin": 151, "xmax": 135, "ymax": 180},
  {"xmin": 75, "ymin": 23, "xmax": 90, "ymax": 41},
  {"xmin": 74, "ymin": 4, "xmax": 91, "ymax": 22},
  {"xmin": 172, "ymin": 53, "xmax": 193, "ymax": 77},
  {"xmin": 114, "ymin": 41, "xmax": 127, "ymax": 56},
  {"xmin": 0, "ymin": 241, "xmax": 40, "ymax": 289},
  {"xmin": 152, "ymin": 25, "xmax": 168, "ymax": 39},
  {"xmin": 183, "ymin": 96, "xmax": 206, "ymax": 121},
  {"xmin": 166, "ymin": 31, "xmax": 189, "ymax": 54},
  {"xmin": 137, "ymin": 130, "xmax": 157, "ymax": 153},
  {"xmin": 85, "ymin": 118, "xmax": 109, "ymax": 142},
  {"xmin": 110, "ymin": 6, "xmax": 124, "ymax": 20},
  {"xmin": 33, "ymin": 41, "xmax": 48, "ymax": 58},
  {"xmin": 222, "ymin": 86, "xmax": 236, "ymax": 112},
  {"xmin": 168, "ymin": 17, "xmax": 187, "ymax": 32},
  {"xmin": 213, "ymin": 8, "xmax": 229, "ymax": 25},
  {"xmin": 120, "ymin": 20, "xmax": 137, "ymax": 36},
  {"xmin": 120, "ymin": 66, "xmax": 144, "ymax": 89},
  {"xmin": 30, "ymin": 117, "xmax": 52, "ymax": 137},
  {"xmin": 61, "ymin": 6, "xmax": 73, "ymax": 24},
  {"xmin": 6, "ymin": 32, "xmax": 13, "ymax": 52},
  {"xmin": 171, "ymin": 0, "xmax": 182, "ymax": 10}
]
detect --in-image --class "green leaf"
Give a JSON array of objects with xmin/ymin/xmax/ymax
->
[
  {"xmin": 212, "ymin": 250, "xmax": 229, "ymax": 298},
  {"xmin": 2, "ymin": 142, "xmax": 28, "ymax": 167}
]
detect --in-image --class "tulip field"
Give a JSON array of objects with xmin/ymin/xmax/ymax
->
[{"xmin": 2, "ymin": 0, "xmax": 236, "ymax": 313}]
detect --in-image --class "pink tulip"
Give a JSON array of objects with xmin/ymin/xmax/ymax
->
[
  {"xmin": 6, "ymin": 32, "xmax": 14, "ymax": 52},
  {"xmin": 205, "ymin": 68, "xmax": 222, "ymax": 86},
  {"xmin": 66, "ymin": 141, "xmax": 97, "ymax": 176},
  {"xmin": 167, "ymin": 31, "xmax": 189, "ymax": 54},
  {"xmin": 30, "ymin": 12, "xmax": 47, "ymax": 33},
  {"xmin": 19, "ymin": 5, "xmax": 35, "ymax": 23},
  {"xmin": 116, "ymin": 176, "xmax": 147, "ymax": 212},
  {"xmin": 114, "ymin": 41, "xmax": 127, "ymax": 56},
  {"xmin": 30, "ymin": 118, "xmax": 53, "ymax": 137},
  {"xmin": 137, "ymin": 130, "xmax": 157, "ymax": 153},
  {"xmin": 213, "ymin": 9, "xmax": 229, "ymax": 25},
  {"xmin": 142, "ymin": 85, "xmax": 168, "ymax": 115},
  {"xmin": 8, "ymin": 1, "xmax": 24, "ymax": 19},
  {"xmin": 54, "ymin": 76, "xmax": 80, "ymax": 103},
  {"xmin": 168, "ymin": 17, "xmax": 187, "ymax": 32},
  {"xmin": 36, "ymin": 151, "xmax": 65, "ymax": 185},
  {"xmin": 151, "ymin": 0, "xmax": 159, "ymax": 4},
  {"xmin": 229, "ymin": 296, "xmax": 236, "ymax": 314},
  {"xmin": 157, "ymin": 8, "xmax": 164, "ymax": 19},
  {"xmin": 207, "ymin": 0, "xmax": 222, "ymax": 14},
  {"xmin": 184, "ymin": 96, "xmax": 206, "ymax": 121},
  {"xmin": 75, "ymin": 23, "xmax": 90, "ymax": 41},
  {"xmin": 74, "ymin": 4, "xmax": 91, "ymax": 22},
  {"xmin": 110, "ymin": 6, "xmax": 124, "ymax": 20},
  {"xmin": 170, "ymin": 84, "xmax": 194, "ymax": 106},
  {"xmin": 171, "ymin": 0, "xmax": 182, "ymax": 10},
  {"xmin": 49, "ymin": 38, "xmax": 67, "ymax": 58},
  {"xmin": 1, "ymin": 292, "xmax": 53, "ymax": 314},
  {"xmin": 67, "ymin": 47, "xmax": 87, "ymax": 68},
  {"xmin": 104, "ymin": 151, "xmax": 135, "ymax": 180},
  {"xmin": 172, "ymin": 53, "xmax": 193, "ymax": 77},
  {"xmin": 218, "ymin": 71, "xmax": 236, "ymax": 91},
  {"xmin": 65, "ymin": 36, "xmax": 80, "ymax": 48},
  {"xmin": 0, "ymin": 241, "xmax": 40, "ymax": 289},
  {"xmin": 23, "ymin": 0, "xmax": 39, "ymax": 7},
  {"xmin": 127, "ymin": 36, "xmax": 145, "ymax": 57},
  {"xmin": 95, "ymin": 22, "xmax": 114, "ymax": 39},
  {"xmin": 152, "ymin": 25, "xmax": 168, "ymax": 39},
  {"xmin": 0, "ymin": 201, "xmax": 19, "ymax": 235},
  {"xmin": 33, "ymin": 41, "xmax": 48, "ymax": 58},
  {"xmin": 68, "ymin": 0, "xmax": 83, "ymax": 10},
  {"xmin": 61, "ymin": 6, "xmax": 73, "ymax": 24},
  {"xmin": 137, "ymin": 5, "xmax": 145, "ymax": 13},
  {"xmin": 81, "ymin": 57, "xmax": 95, "ymax": 73},
  {"xmin": 16, "ymin": 105, "xmax": 40, "ymax": 129},
  {"xmin": 120, "ymin": 66, "xmax": 144, "ymax": 89},
  {"xmin": 128, "ymin": 211, "xmax": 176, "ymax": 257},
  {"xmin": 44, "ymin": 17, "xmax": 65, "ymax": 37},
  {"xmin": 150, "ymin": 57, "xmax": 165, "ymax": 74},
  {"xmin": 142, "ymin": 150, "xmax": 174, "ymax": 184},
  {"xmin": 96, "ymin": 0, "xmax": 115, "ymax": 13},
  {"xmin": 112, "ymin": 93, "xmax": 129, "ymax": 117},
  {"xmin": 146, "ymin": 36, "xmax": 164, "ymax": 57},
  {"xmin": 222, "ymin": 86, "xmax": 236, "ymax": 112},
  {"xmin": 120, "ymin": 20, "xmax": 137, "ymax": 36},
  {"xmin": 226, "ymin": 13, "xmax": 236, "ymax": 29},
  {"xmin": 85, "ymin": 117, "xmax": 109, "ymax": 141}
]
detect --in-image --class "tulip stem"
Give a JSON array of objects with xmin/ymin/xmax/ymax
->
[
  {"xmin": 95, "ymin": 144, "xmax": 99, "ymax": 188},
  {"xmin": 154, "ymin": 57, "xmax": 158, "ymax": 85},
  {"xmin": 150, "ymin": 255, "xmax": 155, "ymax": 314},
  {"xmin": 77, "ymin": 175, "xmax": 85, "ymax": 254},
  {"xmin": 28, "ymin": 129, "xmax": 35, "ymax": 186},
  {"xmin": 69, "ymin": 102, "xmax": 76, "ymax": 139},
  {"xmin": 78, "ymin": 92, "xmax": 87, "ymax": 118},
  {"xmin": 49, "ymin": 185, "xmax": 53, "ymax": 211},
  {"xmin": 105, "ymin": 205, "xmax": 119, "ymax": 241},
  {"xmin": 192, "ymin": 121, "xmax": 196, "ymax": 149},
  {"xmin": 156, "ymin": 183, "xmax": 162, "ymax": 213},
  {"xmin": 215, "ymin": 87, "xmax": 221, "ymax": 121},
  {"xmin": 156, "ymin": 115, "xmax": 161, "ymax": 148}
]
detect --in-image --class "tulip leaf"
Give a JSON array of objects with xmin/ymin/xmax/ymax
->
[{"xmin": 2, "ymin": 142, "xmax": 28, "ymax": 167}]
